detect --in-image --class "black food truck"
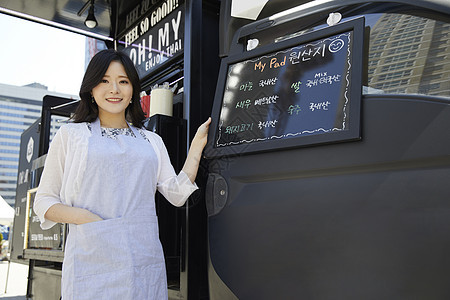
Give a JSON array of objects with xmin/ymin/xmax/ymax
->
[{"xmin": 5, "ymin": 0, "xmax": 450, "ymax": 299}]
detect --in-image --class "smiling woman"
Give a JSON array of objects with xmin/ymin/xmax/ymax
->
[
  {"xmin": 73, "ymin": 49, "xmax": 145, "ymax": 128},
  {"xmin": 32, "ymin": 49, "xmax": 211, "ymax": 299},
  {"xmin": 92, "ymin": 62, "xmax": 134, "ymax": 128}
]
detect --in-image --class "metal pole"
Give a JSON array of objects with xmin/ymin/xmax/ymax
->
[
  {"xmin": 4, "ymin": 258, "xmax": 11, "ymax": 293},
  {"xmin": 4, "ymin": 225, "xmax": 13, "ymax": 294}
]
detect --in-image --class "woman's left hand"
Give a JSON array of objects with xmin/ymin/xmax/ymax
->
[
  {"xmin": 192, "ymin": 117, "xmax": 211, "ymax": 149},
  {"xmin": 182, "ymin": 117, "xmax": 212, "ymax": 183}
]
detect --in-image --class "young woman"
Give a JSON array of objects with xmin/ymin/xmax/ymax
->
[{"xmin": 33, "ymin": 49, "xmax": 211, "ymax": 299}]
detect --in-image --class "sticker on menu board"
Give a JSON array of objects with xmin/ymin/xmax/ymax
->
[{"xmin": 215, "ymin": 31, "xmax": 353, "ymax": 148}]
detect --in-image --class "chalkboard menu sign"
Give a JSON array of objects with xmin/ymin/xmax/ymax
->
[{"xmin": 205, "ymin": 18, "xmax": 365, "ymax": 158}]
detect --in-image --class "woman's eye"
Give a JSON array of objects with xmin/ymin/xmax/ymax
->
[
  {"xmin": 101, "ymin": 79, "xmax": 108, "ymax": 83},
  {"xmin": 120, "ymin": 80, "xmax": 129, "ymax": 84}
]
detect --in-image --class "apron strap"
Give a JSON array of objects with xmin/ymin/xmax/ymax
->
[{"xmin": 91, "ymin": 118, "xmax": 102, "ymax": 136}]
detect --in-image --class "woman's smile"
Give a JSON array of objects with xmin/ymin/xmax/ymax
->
[
  {"xmin": 106, "ymin": 97, "xmax": 123, "ymax": 103},
  {"xmin": 91, "ymin": 60, "xmax": 134, "ymax": 125}
]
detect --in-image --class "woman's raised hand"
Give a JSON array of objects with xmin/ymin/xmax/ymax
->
[
  {"xmin": 181, "ymin": 117, "xmax": 212, "ymax": 183},
  {"xmin": 192, "ymin": 117, "xmax": 211, "ymax": 149}
]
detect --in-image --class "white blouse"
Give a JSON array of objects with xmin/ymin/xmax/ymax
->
[{"xmin": 34, "ymin": 122, "xmax": 198, "ymax": 230}]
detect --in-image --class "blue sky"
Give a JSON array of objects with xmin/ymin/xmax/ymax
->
[{"xmin": 0, "ymin": 13, "xmax": 86, "ymax": 95}]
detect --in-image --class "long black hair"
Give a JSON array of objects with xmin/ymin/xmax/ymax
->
[{"xmin": 73, "ymin": 49, "xmax": 145, "ymax": 128}]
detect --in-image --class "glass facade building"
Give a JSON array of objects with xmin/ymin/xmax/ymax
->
[
  {"xmin": 368, "ymin": 14, "xmax": 450, "ymax": 95},
  {"xmin": 0, "ymin": 82, "xmax": 76, "ymax": 206}
]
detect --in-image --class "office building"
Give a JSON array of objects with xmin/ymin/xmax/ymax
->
[
  {"xmin": 85, "ymin": 37, "xmax": 107, "ymax": 69},
  {"xmin": 0, "ymin": 82, "xmax": 76, "ymax": 206},
  {"xmin": 368, "ymin": 14, "xmax": 450, "ymax": 96}
]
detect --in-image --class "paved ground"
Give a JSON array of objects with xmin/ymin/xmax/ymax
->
[{"xmin": 0, "ymin": 261, "xmax": 28, "ymax": 299}]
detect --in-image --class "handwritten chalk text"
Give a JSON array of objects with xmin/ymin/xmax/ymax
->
[
  {"xmin": 306, "ymin": 74, "xmax": 341, "ymax": 88},
  {"xmin": 258, "ymin": 120, "xmax": 278, "ymax": 129},
  {"xmin": 240, "ymin": 81, "xmax": 253, "ymax": 91},
  {"xmin": 236, "ymin": 99, "xmax": 252, "ymax": 109},
  {"xmin": 288, "ymin": 105, "xmax": 302, "ymax": 115},
  {"xmin": 259, "ymin": 77, "xmax": 278, "ymax": 87},
  {"xmin": 291, "ymin": 81, "xmax": 302, "ymax": 93},
  {"xmin": 225, "ymin": 123, "xmax": 254, "ymax": 134},
  {"xmin": 309, "ymin": 101, "xmax": 331, "ymax": 111},
  {"xmin": 254, "ymin": 95, "xmax": 279, "ymax": 106}
]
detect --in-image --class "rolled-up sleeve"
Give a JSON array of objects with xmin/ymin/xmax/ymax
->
[
  {"xmin": 156, "ymin": 138, "xmax": 198, "ymax": 207},
  {"xmin": 33, "ymin": 127, "xmax": 67, "ymax": 230}
]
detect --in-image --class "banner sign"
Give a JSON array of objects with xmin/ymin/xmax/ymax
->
[
  {"xmin": 10, "ymin": 120, "xmax": 39, "ymax": 261},
  {"xmin": 118, "ymin": 0, "xmax": 185, "ymax": 79}
]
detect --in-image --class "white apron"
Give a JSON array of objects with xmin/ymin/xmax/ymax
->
[{"xmin": 62, "ymin": 119, "xmax": 168, "ymax": 300}]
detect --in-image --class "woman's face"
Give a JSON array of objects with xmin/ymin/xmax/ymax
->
[{"xmin": 92, "ymin": 60, "xmax": 133, "ymax": 121}]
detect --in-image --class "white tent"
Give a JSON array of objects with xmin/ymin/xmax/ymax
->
[{"xmin": 0, "ymin": 195, "xmax": 14, "ymax": 226}]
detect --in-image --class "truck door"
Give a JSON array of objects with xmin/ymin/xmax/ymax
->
[{"xmin": 206, "ymin": 1, "xmax": 450, "ymax": 299}]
